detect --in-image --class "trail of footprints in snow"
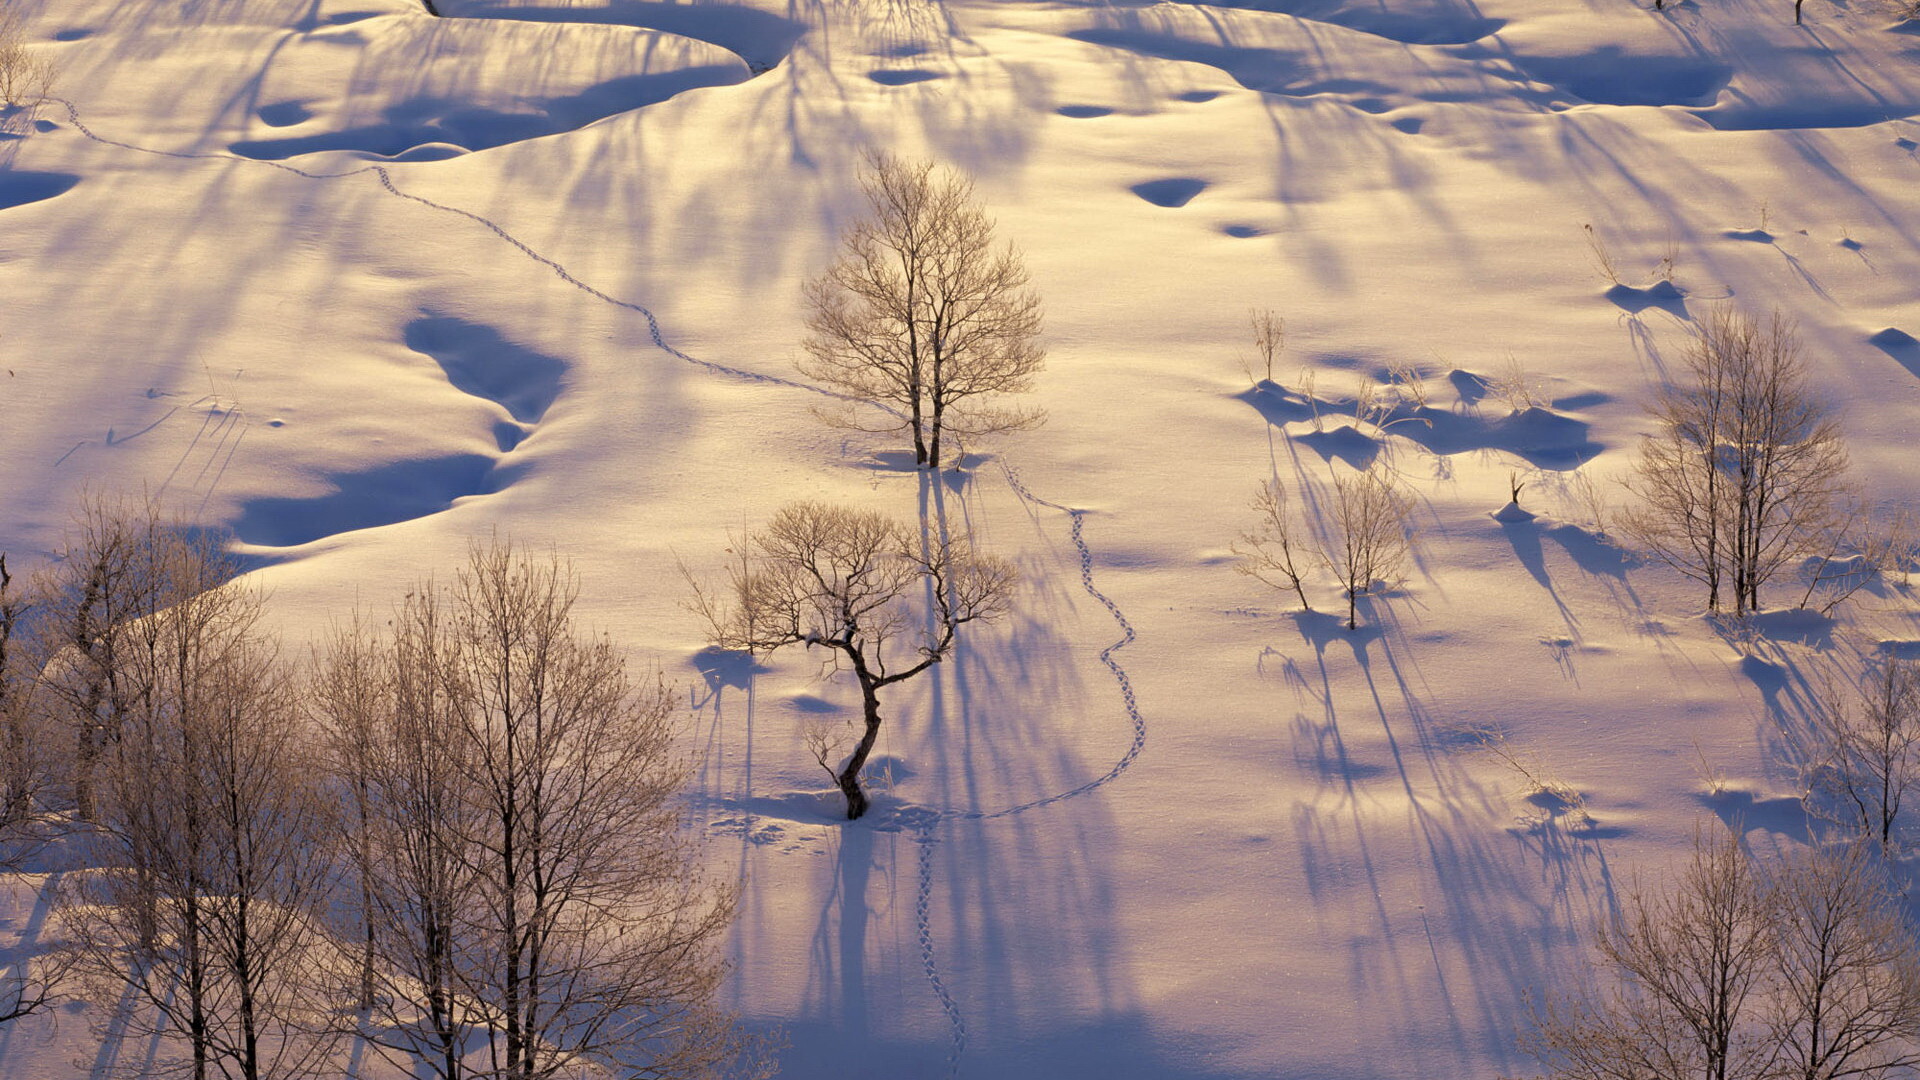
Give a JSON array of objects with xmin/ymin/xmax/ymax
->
[
  {"xmin": 907, "ymin": 463, "xmax": 1146, "ymax": 1077},
  {"xmin": 51, "ymin": 98, "xmax": 1146, "ymax": 1076},
  {"xmin": 50, "ymin": 98, "xmax": 840, "ymax": 401}
]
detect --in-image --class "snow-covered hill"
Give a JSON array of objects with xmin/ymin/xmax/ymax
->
[{"xmin": 3, "ymin": 0, "xmax": 1919, "ymax": 1073}]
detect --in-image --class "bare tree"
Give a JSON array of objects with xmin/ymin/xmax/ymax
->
[
  {"xmin": 57, "ymin": 531, "xmax": 340, "ymax": 1080},
  {"xmin": 1522, "ymin": 826, "xmax": 1774, "ymax": 1080},
  {"xmin": 690, "ymin": 501, "xmax": 1014, "ymax": 819},
  {"xmin": 1806, "ymin": 658, "xmax": 1920, "ymax": 854},
  {"xmin": 1247, "ymin": 308, "xmax": 1285, "ymax": 386},
  {"xmin": 1621, "ymin": 308, "xmax": 1849, "ymax": 616},
  {"xmin": 34, "ymin": 497, "xmax": 198, "ymax": 823},
  {"xmin": 1328, "ymin": 468, "xmax": 1415, "ymax": 630},
  {"xmin": 0, "ymin": 552, "xmax": 72, "ymax": 1026},
  {"xmin": 315, "ymin": 541, "xmax": 756, "ymax": 1080},
  {"xmin": 314, "ymin": 590, "xmax": 479, "ymax": 1080},
  {"xmin": 1234, "ymin": 479, "xmax": 1314, "ymax": 613},
  {"xmin": 803, "ymin": 153, "xmax": 1046, "ymax": 469},
  {"xmin": 0, "ymin": 12, "xmax": 56, "ymax": 109},
  {"xmin": 0, "ymin": 554, "xmax": 47, "ymax": 847},
  {"xmin": 1763, "ymin": 843, "xmax": 1920, "ymax": 1080}
]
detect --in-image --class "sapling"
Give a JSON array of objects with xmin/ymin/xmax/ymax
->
[
  {"xmin": 1387, "ymin": 359, "xmax": 1428, "ymax": 409},
  {"xmin": 0, "ymin": 14, "xmax": 54, "ymax": 109},
  {"xmin": 1327, "ymin": 468, "xmax": 1415, "ymax": 630},
  {"xmin": 1235, "ymin": 479, "xmax": 1314, "ymax": 613},
  {"xmin": 1248, "ymin": 308, "xmax": 1285, "ymax": 386},
  {"xmin": 1582, "ymin": 222, "xmax": 1620, "ymax": 285},
  {"xmin": 690, "ymin": 501, "xmax": 1014, "ymax": 819}
]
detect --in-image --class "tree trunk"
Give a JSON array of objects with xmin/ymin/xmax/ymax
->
[{"xmin": 836, "ymin": 686, "xmax": 885, "ymax": 820}]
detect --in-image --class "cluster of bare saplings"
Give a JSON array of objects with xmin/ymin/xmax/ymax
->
[
  {"xmin": 1231, "ymin": 298, "xmax": 1920, "ymax": 1077},
  {"xmin": 1236, "ymin": 306, "xmax": 1901, "ymax": 631},
  {"xmin": 0, "ymin": 502, "xmax": 767, "ymax": 1080}
]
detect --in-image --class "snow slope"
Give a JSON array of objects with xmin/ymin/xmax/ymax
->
[{"xmin": 2, "ymin": 0, "xmax": 1919, "ymax": 1074}]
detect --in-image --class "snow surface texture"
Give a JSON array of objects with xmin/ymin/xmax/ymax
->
[{"xmin": 3, "ymin": 0, "xmax": 1920, "ymax": 1075}]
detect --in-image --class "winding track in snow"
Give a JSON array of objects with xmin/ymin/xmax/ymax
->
[{"xmin": 43, "ymin": 99, "xmax": 1145, "ymax": 1077}]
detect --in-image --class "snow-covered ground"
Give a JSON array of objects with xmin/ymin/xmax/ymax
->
[{"xmin": 3, "ymin": 0, "xmax": 1919, "ymax": 1073}]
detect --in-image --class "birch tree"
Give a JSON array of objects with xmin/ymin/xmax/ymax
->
[
  {"xmin": 803, "ymin": 154, "xmax": 1046, "ymax": 469},
  {"xmin": 315, "ymin": 541, "xmax": 754, "ymax": 1080}
]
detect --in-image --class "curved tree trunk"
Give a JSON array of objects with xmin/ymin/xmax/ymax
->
[{"xmin": 836, "ymin": 686, "xmax": 885, "ymax": 820}]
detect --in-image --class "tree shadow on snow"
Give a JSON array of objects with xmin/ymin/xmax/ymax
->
[{"xmin": 1275, "ymin": 600, "xmax": 1620, "ymax": 1076}]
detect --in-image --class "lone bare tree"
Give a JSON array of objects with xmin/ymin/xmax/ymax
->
[
  {"xmin": 1328, "ymin": 468, "xmax": 1415, "ymax": 630},
  {"xmin": 803, "ymin": 154, "xmax": 1046, "ymax": 470},
  {"xmin": 314, "ymin": 541, "xmax": 755, "ymax": 1080},
  {"xmin": 691, "ymin": 501, "xmax": 1014, "ymax": 819},
  {"xmin": 1621, "ymin": 308, "xmax": 1848, "ymax": 616}
]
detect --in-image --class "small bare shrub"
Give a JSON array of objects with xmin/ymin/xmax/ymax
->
[
  {"xmin": 1462, "ymin": 724, "xmax": 1592, "ymax": 828},
  {"xmin": 1489, "ymin": 353, "xmax": 1544, "ymax": 413},
  {"xmin": 1582, "ymin": 223, "xmax": 1620, "ymax": 285},
  {"xmin": 1234, "ymin": 479, "xmax": 1314, "ymax": 613},
  {"xmin": 1247, "ymin": 308, "xmax": 1284, "ymax": 386},
  {"xmin": 1387, "ymin": 359, "xmax": 1428, "ymax": 409},
  {"xmin": 0, "ymin": 14, "xmax": 55, "ymax": 109},
  {"xmin": 1327, "ymin": 468, "xmax": 1415, "ymax": 630},
  {"xmin": 1297, "ymin": 368, "xmax": 1325, "ymax": 433}
]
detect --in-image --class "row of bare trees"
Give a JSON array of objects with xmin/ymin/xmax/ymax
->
[
  {"xmin": 1525, "ymin": 829, "xmax": 1920, "ymax": 1080},
  {"xmin": 0, "ymin": 501, "xmax": 757, "ymax": 1080}
]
